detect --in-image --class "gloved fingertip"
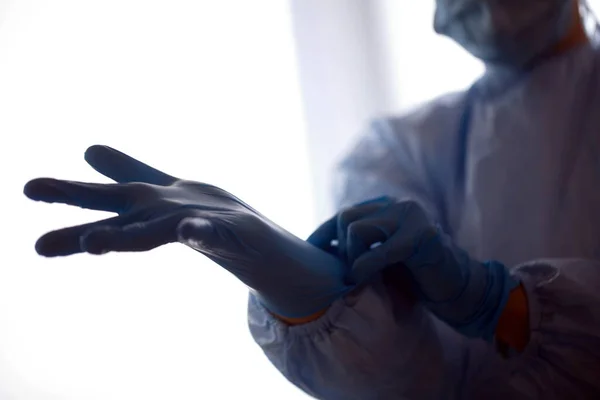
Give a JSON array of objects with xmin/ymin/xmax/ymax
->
[
  {"xmin": 23, "ymin": 180, "xmax": 37, "ymax": 199},
  {"xmin": 23, "ymin": 178, "xmax": 55, "ymax": 200},
  {"xmin": 84, "ymin": 145, "xmax": 112, "ymax": 163},
  {"xmin": 84, "ymin": 145, "xmax": 99, "ymax": 162},
  {"xmin": 34, "ymin": 234, "xmax": 72, "ymax": 257},
  {"xmin": 34, "ymin": 237, "xmax": 52, "ymax": 257}
]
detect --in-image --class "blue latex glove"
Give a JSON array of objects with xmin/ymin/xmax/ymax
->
[
  {"xmin": 23, "ymin": 145, "xmax": 353, "ymax": 318},
  {"xmin": 308, "ymin": 197, "xmax": 519, "ymax": 340}
]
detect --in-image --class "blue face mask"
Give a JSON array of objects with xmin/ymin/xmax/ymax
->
[{"xmin": 434, "ymin": 0, "xmax": 575, "ymax": 68}]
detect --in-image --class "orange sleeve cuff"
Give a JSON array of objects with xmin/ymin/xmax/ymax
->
[
  {"xmin": 272, "ymin": 308, "xmax": 328, "ymax": 326},
  {"xmin": 495, "ymin": 283, "xmax": 530, "ymax": 352}
]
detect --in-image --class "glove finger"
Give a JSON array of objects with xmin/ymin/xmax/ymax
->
[
  {"xmin": 35, "ymin": 215, "xmax": 131, "ymax": 257},
  {"xmin": 338, "ymin": 197, "xmax": 395, "ymax": 228},
  {"xmin": 337, "ymin": 196, "xmax": 395, "ymax": 259},
  {"xmin": 352, "ymin": 196, "xmax": 396, "ymax": 208},
  {"xmin": 176, "ymin": 216, "xmax": 220, "ymax": 251},
  {"xmin": 349, "ymin": 238, "xmax": 398, "ymax": 285},
  {"xmin": 350, "ymin": 225, "xmax": 438, "ymax": 284},
  {"xmin": 81, "ymin": 213, "xmax": 184, "ymax": 254},
  {"xmin": 346, "ymin": 219, "xmax": 392, "ymax": 266},
  {"xmin": 84, "ymin": 145, "xmax": 178, "ymax": 185},
  {"xmin": 306, "ymin": 215, "xmax": 338, "ymax": 253},
  {"xmin": 24, "ymin": 178, "xmax": 130, "ymax": 213},
  {"xmin": 306, "ymin": 197, "xmax": 395, "ymax": 258},
  {"xmin": 344, "ymin": 200, "xmax": 432, "ymax": 256}
]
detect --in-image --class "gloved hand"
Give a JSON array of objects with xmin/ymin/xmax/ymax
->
[
  {"xmin": 24, "ymin": 145, "xmax": 353, "ymax": 319},
  {"xmin": 307, "ymin": 196, "xmax": 519, "ymax": 341}
]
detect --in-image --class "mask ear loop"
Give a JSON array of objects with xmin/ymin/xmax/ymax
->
[{"xmin": 579, "ymin": 0, "xmax": 600, "ymax": 44}]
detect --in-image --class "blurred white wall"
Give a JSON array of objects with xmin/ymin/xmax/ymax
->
[
  {"xmin": 288, "ymin": 0, "xmax": 485, "ymax": 221},
  {"xmin": 288, "ymin": 0, "xmax": 396, "ymax": 221}
]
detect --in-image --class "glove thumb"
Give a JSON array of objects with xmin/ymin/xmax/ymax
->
[{"xmin": 177, "ymin": 217, "xmax": 218, "ymax": 250}]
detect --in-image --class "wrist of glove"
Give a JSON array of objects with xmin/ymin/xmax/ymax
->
[
  {"xmin": 175, "ymin": 215, "xmax": 354, "ymax": 319},
  {"xmin": 309, "ymin": 196, "xmax": 519, "ymax": 341},
  {"xmin": 407, "ymin": 227, "xmax": 518, "ymax": 340}
]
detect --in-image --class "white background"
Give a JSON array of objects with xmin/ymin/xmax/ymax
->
[
  {"xmin": 1, "ymin": 0, "xmax": 598, "ymax": 399},
  {"xmin": 0, "ymin": 1, "xmax": 313, "ymax": 399}
]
